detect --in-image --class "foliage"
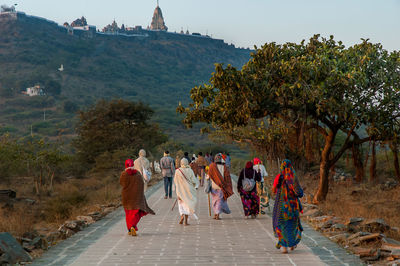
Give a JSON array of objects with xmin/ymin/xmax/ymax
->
[
  {"xmin": 0, "ymin": 16, "xmax": 250, "ymax": 145},
  {"xmin": 74, "ymin": 99, "xmax": 167, "ymax": 165},
  {"xmin": 178, "ymin": 35, "xmax": 400, "ymax": 203}
]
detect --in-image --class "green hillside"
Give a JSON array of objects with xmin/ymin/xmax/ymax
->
[{"xmin": 0, "ymin": 13, "xmax": 251, "ymax": 147}]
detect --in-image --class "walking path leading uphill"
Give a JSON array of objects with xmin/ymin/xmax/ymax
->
[{"xmin": 32, "ymin": 179, "xmax": 362, "ymax": 266}]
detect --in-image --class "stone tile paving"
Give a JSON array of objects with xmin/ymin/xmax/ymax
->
[{"xmin": 32, "ymin": 178, "xmax": 364, "ymax": 266}]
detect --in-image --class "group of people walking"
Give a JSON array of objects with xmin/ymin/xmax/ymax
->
[{"xmin": 119, "ymin": 149, "xmax": 303, "ymax": 254}]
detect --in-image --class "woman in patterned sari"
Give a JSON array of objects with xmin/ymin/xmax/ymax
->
[
  {"xmin": 272, "ymin": 159, "xmax": 303, "ymax": 253},
  {"xmin": 237, "ymin": 161, "xmax": 261, "ymax": 218}
]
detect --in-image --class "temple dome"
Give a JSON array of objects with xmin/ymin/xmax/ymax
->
[{"xmin": 150, "ymin": 3, "xmax": 168, "ymax": 31}]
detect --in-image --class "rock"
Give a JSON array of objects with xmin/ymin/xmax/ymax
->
[
  {"xmin": 65, "ymin": 229, "xmax": 75, "ymax": 238},
  {"xmin": 392, "ymin": 250, "xmax": 400, "ymax": 259},
  {"xmin": 77, "ymin": 215, "xmax": 95, "ymax": 225},
  {"xmin": 383, "ymin": 238, "xmax": 400, "ymax": 246},
  {"xmin": 349, "ymin": 233, "xmax": 383, "ymax": 246},
  {"xmin": 362, "ymin": 218, "xmax": 390, "ymax": 233},
  {"xmin": 310, "ymin": 215, "xmax": 332, "ymax": 223},
  {"xmin": 347, "ymin": 217, "xmax": 365, "ymax": 232},
  {"xmin": 22, "ymin": 230, "xmax": 39, "ymax": 240},
  {"xmin": 31, "ymin": 236, "xmax": 48, "ymax": 250},
  {"xmin": 381, "ymin": 243, "xmax": 400, "ymax": 253},
  {"xmin": 19, "ymin": 198, "xmax": 36, "ymax": 205},
  {"xmin": 329, "ymin": 233, "xmax": 348, "ymax": 244},
  {"xmin": 0, "ymin": 232, "xmax": 32, "ymax": 264},
  {"xmin": 351, "ymin": 247, "xmax": 377, "ymax": 257},
  {"xmin": 348, "ymin": 231, "xmax": 370, "ymax": 242},
  {"xmin": 63, "ymin": 220, "xmax": 86, "ymax": 232},
  {"xmin": 381, "ymin": 179, "xmax": 399, "ymax": 190},
  {"xmin": 0, "ymin": 190, "xmax": 16, "ymax": 201},
  {"xmin": 361, "ymin": 249, "xmax": 381, "ymax": 262},
  {"xmin": 348, "ymin": 217, "xmax": 365, "ymax": 225},
  {"xmin": 387, "ymin": 259, "xmax": 400, "ymax": 266},
  {"xmin": 45, "ymin": 232, "xmax": 61, "ymax": 246},
  {"xmin": 102, "ymin": 207, "xmax": 115, "ymax": 214},
  {"xmin": 331, "ymin": 223, "xmax": 347, "ymax": 231},
  {"xmin": 302, "ymin": 203, "xmax": 318, "ymax": 209},
  {"xmin": 302, "ymin": 208, "xmax": 323, "ymax": 218},
  {"xmin": 88, "ymin": 211, "xmax": 102, "ymax": 221},
  {"xmin": 22, "ymin": 242, "xmax": 35, "ymax": 252}
]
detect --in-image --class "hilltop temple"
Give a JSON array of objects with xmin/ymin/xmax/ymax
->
[{"xmin": 150, "ymin": 1, "xmax": 167, "ymax": 31}]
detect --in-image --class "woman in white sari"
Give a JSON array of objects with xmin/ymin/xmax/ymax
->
[{"xmin": 174, "ymin": 158, "xmax": 199, "ymax": 225}]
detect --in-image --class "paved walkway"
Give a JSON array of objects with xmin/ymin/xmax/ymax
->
[{"xmin": 32, "ymin": 180, "xmax": 363, "ymax": 266}]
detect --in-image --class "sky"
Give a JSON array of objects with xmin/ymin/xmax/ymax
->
[{"xmin": 3, "ymin": 0, "xmax": 400, "ymax": 51}]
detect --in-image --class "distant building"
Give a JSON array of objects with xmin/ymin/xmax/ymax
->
[
  {"xmin": 150, "ymin": 1, "xmax": 168, "ymax": 31},
  {"xmin": 23, "ymin": 85, "xmax": 45, "ymax": 96},
  {"xmin": 102, "ymin": 20, "xmax": 119, "ymax": 34},
  {"xmin": 71, "ymin": 16, "xmax": 87, "ymax": 27},
  {"xmin": 0, "ymin": 4, "xmax": 17, "ymax": 20}
]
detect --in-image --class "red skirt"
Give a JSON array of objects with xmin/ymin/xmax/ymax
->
[{"xmin": 124, "ymin": 209, "xmax": 147, "ymax": 231}]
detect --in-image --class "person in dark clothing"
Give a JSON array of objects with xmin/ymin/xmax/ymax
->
[
  {"xmin": 237, "ymin": 161, "xmax": 261, "ymax": 218},
  {"xmin": 183, "ymin": 152, "xmax": 191, "ymax": 164}
]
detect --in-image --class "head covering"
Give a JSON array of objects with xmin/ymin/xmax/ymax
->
[
  {"xmin": 180, "ymin": 158, "xmax": 189, "ymax": 167},
  {"xmin": 253, "ymin": 157, "xmax": 261, "ymax": 165},
  {"xmin": 125, "ymin": 159, "xmax": 137, "ymax": 175},
  {"xmin": 245, "ymin": 161, "xmax": 253, "ymax": 169},
  {"xmin": 214, "ymin": 153, "xmax": 225, "ymax": 164},
  {"xmin": 139, "ymin": 149, "xmax": 146, "ymax": 157}
]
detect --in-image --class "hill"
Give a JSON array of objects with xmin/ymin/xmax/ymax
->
[{"xmin": 0, "ymin": 12, "xmax": 251, "ymax": 148}]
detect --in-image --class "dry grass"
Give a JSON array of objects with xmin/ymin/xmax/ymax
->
[
  {"xmin": 0, "ymin": 170, "xmax": 164, "ymax": 239},
  {"xmin": 301, "ymin": 173, "xmax": 400, "ymax": 240}
]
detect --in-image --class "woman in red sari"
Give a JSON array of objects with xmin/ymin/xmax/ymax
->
[{"xmin": 120, "ymin": 159, "xmax": 155, "ymax": 236}]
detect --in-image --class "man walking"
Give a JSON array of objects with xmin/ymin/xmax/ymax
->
[
  {"xmin": 160, "ymin": 151, "xmax": 175, "ymax": 199},
  {"xmin": 196, "ymin": 152, "xmax": 208, "ymax": 187}
]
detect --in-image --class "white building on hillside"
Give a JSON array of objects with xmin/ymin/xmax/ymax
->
[{"xmin": 23, "ymin": 85, "xmax": 45, "ymax": 96}]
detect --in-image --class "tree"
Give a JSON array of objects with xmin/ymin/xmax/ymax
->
[
  {"xmin": 44, "ymin": 80, "xmax": 61, "ymax": 96},
  {"xmin": 178, "ymin": 35, "xmax": 400, "ymax": 203},
  {"xmin": 74, "ymin": 99, "xmax": 167, "ymax": 164}
]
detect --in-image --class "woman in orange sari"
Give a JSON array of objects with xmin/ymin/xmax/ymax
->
[
  {"xmin": 120, "ymin": 159, "xmax": 155, "ymax": 236},
  {"xmin": 272, "ymin": 159, "xmax": 303, "ymax": 253}
]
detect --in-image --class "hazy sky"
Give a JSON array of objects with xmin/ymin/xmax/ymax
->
[{"xmin": 3, "ymin": 0, "xmax": 400, "ymax": 50}]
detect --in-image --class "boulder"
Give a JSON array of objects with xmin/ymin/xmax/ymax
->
[{"xmin": 0, "ymin": 232, "xmax": 32, "ymax": 264}]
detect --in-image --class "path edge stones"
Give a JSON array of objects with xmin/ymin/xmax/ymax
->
[{"xmin": 31, "ymin": 181, "xmax": 163, "ymax": 266}]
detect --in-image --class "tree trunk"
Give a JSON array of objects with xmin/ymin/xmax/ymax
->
[
  {"xmin": 313, "ymin": 130, "xmax": 336, "ymax": 204},
  {"xmin": 352, "ymin": 143, "xmax": 364, "ymax": 182},
  {"xmin": 369, "ymin": 141, "xmax": 377, "ymax": 182},
  {"xmin": 389, "ymin": 141, "xmax": 400, "ymax": 180}
]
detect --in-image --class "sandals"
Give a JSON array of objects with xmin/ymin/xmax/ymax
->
[{"xmin": 129, "ymin": 227, "xmax": 137, "ymax": 236}]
